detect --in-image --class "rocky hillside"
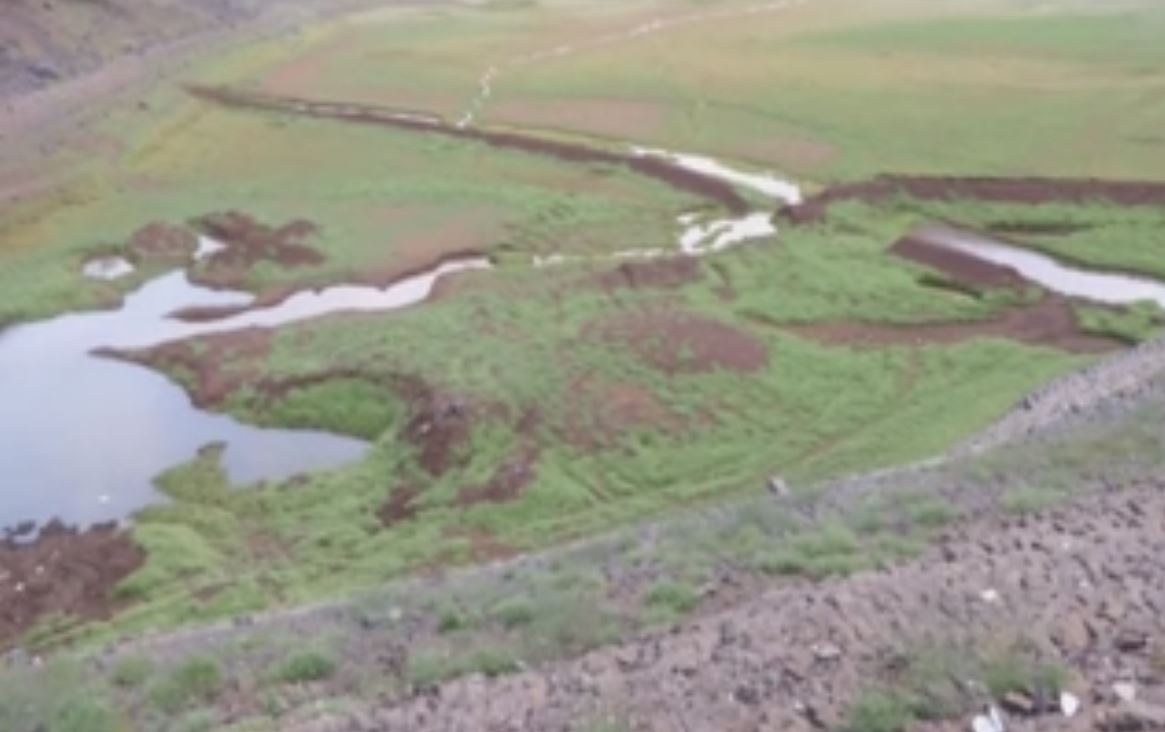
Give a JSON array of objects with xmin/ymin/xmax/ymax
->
[{"xmin": 0, "ymin": 0, "xmax": 331, "ymax": 99}]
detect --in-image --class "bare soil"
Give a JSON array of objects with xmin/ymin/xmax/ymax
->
[
  {"xmin": 786, "ymin": 296, "xmax": 1123, "ymax": 355},
  {"xmin": 588, "ymin": 309, "xmax": 769, "ymax": 375},
  {"xmin": 0, "ymin": 522, "xmax": 144, "ymax": 650},
  {"xmin": 290, "ymin": 482, "xmax": 1165, "ymax": 732},
  {"xmin": 595, "ymin": 256, "xmax": 704, "ymax": 292}
]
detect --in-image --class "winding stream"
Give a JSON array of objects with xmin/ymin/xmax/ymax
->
[{"xmin": 918, "ymin": 225, "xmax": 1165, "ymax": 308}]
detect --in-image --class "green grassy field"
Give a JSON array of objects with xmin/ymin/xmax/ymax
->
[
  {"xmin": 226, "ymin": 0, "xmax": 1165, "ymax": 180},
  {"xmin": 78, "ymin": 201, "xmax": 1102, "ymax": 639},
  {"xmin": 3, "ymin": 0, "xmax": 1165, "ymax": 666}
]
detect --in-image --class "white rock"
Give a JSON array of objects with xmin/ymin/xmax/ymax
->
[
  {"xmin": 1061, "ymin": 691, "xmax": 1081, "ymax": 718},
  {"xmin": 1114, "ymin": 681, "xmax": 1138, "ymax": 702},
  {"xmin": 980, "ymin": 588, "xmax": 1001, "ymax": 603}
]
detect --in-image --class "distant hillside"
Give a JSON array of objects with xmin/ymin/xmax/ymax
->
[{"xmin": 0, "ymin": 0, "xmax": 319, "ymax": 99}]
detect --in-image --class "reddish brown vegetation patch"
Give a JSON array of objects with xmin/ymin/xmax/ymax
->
[
  {"xmin": 1, "ymin": 521, "xmax": 145, "ymax": 649},
  {"xmin": 193, "ymin": 211, "xmax": 325, "ymax": 289},
  {"xmin": 786, "ymin": 297, "xmax": 1122, "ymax": 354},
  {"xmin": 457, "ymin": 410, "xmax": 541, "ymax": 508},
  {"xmin": 596, "ymin": 257, "xmax": 703, "ymax": 292},
  {"xmin": 589, "ymin": 310, "xmax": 769, "ymax": 375},
  {"xmin": 127, "ymin": 222, "xmax": 198, "ymax": 262},
  {"xmin": 104, "ymin": 328, "xmax": 274, "ymax": 408},
  {"xmin": 892, "ymin": 235, "xmax": 1026, "ymax": 290},
  {"xmin": 781, "ymin": 175, "xmax": 1165, "ymax": 225},
  {"xmin": 379, "ymin": 483, "xmax": 423, "ymax": 527},
  {"xmin": 401, "ymin": 387, "xmax": 473, "ymax": 478},
  {"xmin": 559, "ymin": 376, "xmax": 684, "ymax": 451}
]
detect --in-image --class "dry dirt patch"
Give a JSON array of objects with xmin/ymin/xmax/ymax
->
[
  {"xmin": 0, "ymin": 522, "xmax": 145, "ymax": 650},
  {"xmin": 588, "ymin": 309, "xmax": 769, "ymax": 375}
]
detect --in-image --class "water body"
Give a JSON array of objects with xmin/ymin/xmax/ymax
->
[
  {"xmin": 919, "ymin": 225, "xmax": 1165, "ymax": 308},
  {"xmin": 0, "ymin": 257, "xmax": 488, "ymax": 529}
]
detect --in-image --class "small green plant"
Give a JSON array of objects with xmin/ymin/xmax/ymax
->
[
  {"xmin": 111, "ymin": 655, "xmax": 154, "ymax": 689},
  {"xmin": 274, "ymin": 650, "xmax": 337, "ymax": 684},
  {"xmin": 1002, "ymin": 486, "xmax": 1064, "ymax": 515},
  {"xmin": 645, "ymin": 581, "xmax": 702, "ymax": 615},
  {"xmin": 982, "ymin": 654, "xmax": 1067, "ymax": 698},
  {"xmin": 149, "ymin": 657, "xmax": 223, "ymax": 713},
  {"xmin": 842, "ymin": 689, "xmax": 915, "ymax": 732},
  {"xmin": 437, "ymin": 603, "xmax": 469, "ymax": 634},
  {"xmin": 492, "ymin": 596, "xmax": 537, "ymax": 629}
]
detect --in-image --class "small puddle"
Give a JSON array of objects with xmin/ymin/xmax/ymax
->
[
  {"xmin": 0, "ymin": 256, "xmax": 488, "ymax": 529},
  {"xmin": 918, "ymin": 225, "xmax": 1165, "ymax": 308},
  {"xmin": 82, "ymin": 256, "xmax": 135, "ymax": 281}
]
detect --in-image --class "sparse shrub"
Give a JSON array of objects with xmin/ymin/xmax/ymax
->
[
  {"xmin": 51, "ymin": 699, "xmax": 122, "ymax": 732},
  {"xmin": 492, "ymin": 596, "xmax": 536, "ymax": 628},
  {"xmin": 842, "ymin": 689, "xmax": 915, "ymax": 732},
  {"xmin": 1002, "ymin": 487, "xmax": 1063, "ymax": 515},
  {"xmin": 909, "ymin": 499, "xmax": 956, "ymax": 528},
  {"xmin": 435, "ymin": 600, "xmax": 472, "ymax": 634},
  {"xmin": 274, "ymin": 650, "xmax": 336, "ymax": 684},
  {"xmin": 150, "ymin": 657, "xmax": 223, "ymax": 713},
  {"xmin": 645, "ymin": 581, "xmax": 701, "ymax": 615},
  {"xmin": 111, "ymin": 655, "xmax": 153, "ymax": 689}
]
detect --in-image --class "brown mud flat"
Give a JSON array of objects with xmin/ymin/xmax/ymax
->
[
  {"xmin": 0, "ymin": 521, "xmax": 145, "ymax": 650},
  {"xmin": 127, "ymin": 221, "xmax": 200, "ymax": 263},
  {"xmin": 595, "ymin": 256, "xmax": 704, "ymax": 292},
  {"xmin": 186, "ymin": 85, "xmax": 750, "ymax": 215},
  {"xmin": 892, "ymin": 234, "xmax": 1028, "ymax": 289},
  {"xmin": 557, "ymin": 376, "xmax": 688, "ymax": 451},
  {"xmin": 587, "ymin": 309, "xmax": 769, "ymax": 375},
  {"xmin": 192, "ymin": 211, "xmax": 326, "ymax": 292},
  {"xmin": 785, "ymin": 296, "xmax": 1123, "ymax": 354},
  {"xmin": 781, "ymin": 175, "xmax": 1165, "ymax": 224}
]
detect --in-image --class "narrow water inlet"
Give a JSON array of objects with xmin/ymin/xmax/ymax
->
[{"xmin": 916, "ymin": 224, "xmax": 1165, "ymax": 308}]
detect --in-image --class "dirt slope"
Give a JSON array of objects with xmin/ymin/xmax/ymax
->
[{"xmin": 290, "ymin": 484, "xmax": 1165, "ymax": 732}]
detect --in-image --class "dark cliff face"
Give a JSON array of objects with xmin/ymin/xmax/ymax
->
[{"xmin": 0, "ymin": 0, "xmax": 263, "ymax": 98}]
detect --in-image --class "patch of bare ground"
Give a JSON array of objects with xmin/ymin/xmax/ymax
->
[
  {"xmin": 558, "ymin": 375, "xmax": 686, "ymax": 451},
  {"xmin": 587, "ymin": 309, "xmax": 769, "ymax": 375},
  {"xmin": 785, "ymin": 296, "xmax": 1123, "ymax": 354},
  {"xmin": 781, "ymin": 175, "xmax": 1165, "ymax": 225},
  {"xmin": 103, "ymin": 328, "xmax": 274, "ymax": 408},
  {"xmin": 0, "ymin": 522, "xmax": 145, "ymax": 650},
  {"xmin": 892, "ymin": 234, "xmax": 1027, "ymax": 290},
  {"xmin": 595, "ymin": 256, "xmax": 703, "ymax": 292},
  {"xmin": 457, "ymin": 410, "xmax": 542, "ymax": 508},
  {"xmin": 290, "ymin": 483, "xmax": 1165, "ymax": 732},
  {"xmin": 194, "ymin": 211, "xmax": 326, "ymax": 289},
  {"xmin": 126, "ymin": 221, "xmax": 199, "ymax": 263}
]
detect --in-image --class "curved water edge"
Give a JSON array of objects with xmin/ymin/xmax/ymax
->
[
  {"xmin": 917, "ymin": 224, "xmax": 1165, "ymax": 309},
  {"xmin": 0, "ymin": 257, "xmax": 489, "ymax": 530}
]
